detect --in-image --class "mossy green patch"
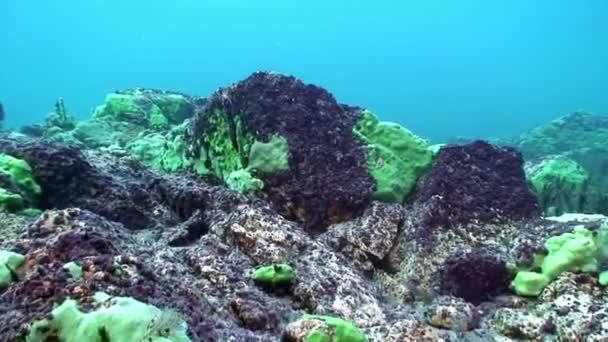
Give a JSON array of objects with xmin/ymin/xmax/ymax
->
[
  {"xmin": 93, "ymin": 93, "xmax": 146, "ymax": 121},
  {"xmin": 0, "ymin": 188, "xmax": 24, "ymax": 212},
  {"xmin": 512, "ymin": 225, "xmax": 608, "ymax": 296},
  {"xmin": 247, "ymin": 135, "xmax": 290, "ymax": 174},
  {"xmin": 353, "ymin": 110, "xmax": 432, "ymax": 203},
  {"xmin": 194, "ymin": 109, "xmax": 291, "ymax": 193},
  {"xmin": 26, "ymin": 296, "xmax": 191, "ymax": 342},
  {"xmin": 63, "ymin": 262, "xmax": 83, "ymax": 279},
  {"xmin": 0, "ymin": 250, "xmax": 25, "ymax": 289},
  {"xmin": 152, "ymin": 94, "xmax": 194, "ymax": 124},
  {"xmin": 202, "ymin": 109, "xmax": 253, "ymax": 181},
  {"xmin": 252, "ymin": 264, "xmax": 294, "ymax": 285},
  {"xmin": 526, "ymin": 155, "xmax": 606, "ymax": 215},
  {"xmin": 226, "ymin": 169, "xmax": 264, "ymax": 193},
  {"xmin": 302, "ymin": 315, "xmax": 367, "ymax": 342},
  {"xmin": 0, "ymin": 153, "xmax": 42, "ymax": 199}
]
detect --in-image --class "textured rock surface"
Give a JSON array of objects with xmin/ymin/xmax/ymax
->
[
  {"xmin": 320, "ymin": 201, "xmax": 403, "ymax": 272},
  {"xmin": 416, "ymin": 140, "xmax": 541, "ymax": 228},
  {"xmin": 425, "ymin": 296, "xmax": 479, "ymax": 331},
  {"xmin": 186, "ymin": 71, "xmax": 376, "ymax": 229},
  {"xmin": 3, "ymin": 77, "xmax": 608, "ymax": 341}
]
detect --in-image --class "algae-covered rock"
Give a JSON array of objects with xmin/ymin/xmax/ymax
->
[
  {"xmin": 283, "ymin": 314, "xmax": 367, "ymax": 342},
  {"xmin": 0, "ymin": 153, "xmax": 41, "ymax": 212},
  {"xmin": 44, "ymin": 98, "xmax": 77, "ymax": 132},
  {"xmin": 93, "ymin": 88, "xmax": 196, "ymax": 126},
  {"xmin": 27, "ymin": 296, "xmax": 191, "ymax": 342},
  {"xmin": 516, "ymin": 111, "xmax": 608, "ymax": 193},
  {"xmin": 517, "ymin": 111, "xmax": 608, "ymax": 158},
  {"xmin": 125, "ymin": 122, "xmax": 198, "ymax": 172},
  {"xmin": 72, "ymin": 119, "xmax": 121, "ymax": 148},
  {"xmin": 91, "ymin": 88, "xmax": 198, "ymax": 145},
  {"xmin": 416, "ymin": 140, "xmax": 541, "ymax": 227},
  {"xmin": 185, "ymin": 72, "xmax": 375, "ymax": 228},
  {"xmin": 0, "ymin": 250, "xmax": 24, "ymax": 288},
  {"xmin": 186, "ymin": 72, "xmax": 430, "ymax": 228},
  {"xmin": 525, "ymin": 155, "xmax": 608, "ymax": 215}
]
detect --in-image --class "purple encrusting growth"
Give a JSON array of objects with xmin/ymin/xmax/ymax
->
[
  {"xmin": 416, "ymin": 140, "xmax": 541, "ymax": 228},
  {"xmin": 441, "ymin": 248, "xmax": 511, "ymax": 304},
  {"xmin": 187, "ymin": 71, "xmax": 375, "ymax": 229}
]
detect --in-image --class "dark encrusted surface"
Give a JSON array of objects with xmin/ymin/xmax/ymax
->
[
  {"xmin": 0, "ymin": 139, "xmax": 164, "ymax": 229},
  {"xmin": 440, "ymin": 248, "xmax": 511, "ymax": 304},
  {"xmin": 0, "ymin": 138, "xmax": 245, "ymax": 231},
  {"xmin": 416, "ymin": 140, "xmax": 541, "ymax": 228},
  {"xmin": 187, "ymin": 71, "xmax": 375, "ymax": 229}
]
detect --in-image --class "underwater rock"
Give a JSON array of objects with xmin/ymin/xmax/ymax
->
[
  {"xmin": 416, "ymin": 140, "xmax": 541, "ymax": 228},
  {"xmin": 45, "ymin": 98, "xmax": 77, "ymax": 131},
  {"xmin": 186, "ymin": 71, "xmax": 431, "ymax": 229},
  {"xmin": 440, "ymin": 248, "xmax": 510, "ymax": 304},
  {"xmin": 0, "ymin": 137, "xmax": 226, "ymax": 230},
  {"xmin": 0, "ymin": 139, "xmax": 155, "ymax": 229},
  {"xmin": 321, "ymin": 201, "xmax": 404, "ymax": 272},
  {"xmin": 517, "ymin": 111, "xmax": 608, "ymax": 158},
  {"xmin": 0, "ymin": 209, "xmax": 221, "ymax": 340},
  {"xmin": 32, "ymin": 89, "xmax": 204, "ymax": 152},
  {"xmin": 186, "ymin": 71, "xmax": 374, "ymax": 229},
  {"xmin": 525, "ymin": 155, "xmax": 608, "ymax": 216},
  {"xmin": 425, "ymin": 296, "xmax": 479, "ymax": 331},
  {"xmin": 516, "ymin": 111, "xmax": 608, "ymax": 192}
]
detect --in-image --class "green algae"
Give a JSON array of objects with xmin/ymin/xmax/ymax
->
[{"xmin": 353, "ymin": 110, "xmax": 432, "ymax": 203}]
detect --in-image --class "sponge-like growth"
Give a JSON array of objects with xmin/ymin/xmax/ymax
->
[
  {"xmin": 0, "ymin": 153, "xmax": 42, "ymax": 199},
  {"xmin": 0, "ymin": 153, "xmax": 42, "ymax": 212},
  {"xmin": 200, "ymin": 109, "xmax": 254, "ymax": 183},
  {"xmin": 0, "ymin": 188, "xmax": 24, "ymax": 211},
  {"xmin": 26, "ymin": 295, "xmax": 191, "ymax": 342},
  {"xmin": 0, "ymin": 250, "xmax": 25, "ymax": 289},
  {"xmin": 226, "ymin": 169, "xmax": 264, "ymax": 194},
  {"xmin": 353, "ymin": 110, "xmax": 432, "ymax": 203},
  {"xmin": 252, "ymin": 263, "xmax": 295, "ymax": 285},
  {"xmin": 247, "ymin": 135, "xmax": 290, "ymax": 174},
  {"xmin": 301, "ymin": 315, "xmax": 367, "ymax": 342},
  {"xmin": 511, "ymin": 226, "xmax": 601, "ymax": 296},
  {"xmin": 525, "ymin": 155, "xmax": 607, "ymax": 216}
]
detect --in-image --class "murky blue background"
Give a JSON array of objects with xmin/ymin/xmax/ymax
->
[{"xmin": 1, "ymin": 0, "xmax": 607, "ymax": 141}]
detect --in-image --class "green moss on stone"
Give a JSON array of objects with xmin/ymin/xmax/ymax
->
[
  {"xmin": 0, "ymin": 188, "xmax": 24, "ymax": 212},
  {"xmin": 252, "ymin": 263, "xmax": 295, "ymax": 285},
  {"xmin": 526, "ymin": 155, "xmax": 607, "ymax": 215},
  {"xmin": 226, "ymin": 169, "xmax": 264, "ymax": 193},
  {"xmin": 302, "ymin": 315, "xmax": 367, "ymax": 342},
  {"xmin": 247, "ymin": 135, "xmax": 290, "ymax": 174},
  {"xmin": 0, "ymin": 153, "xmax": 42, "ymax": 199},
  {"xmin": 512, "ymin": 225, "xmax": 608, "ymax": 296},
  {"xmin": 63, "ymin": 262, "xmax": 83, "ymax": 279},
  {"xmin": 0, "ymin": 250, "xmax": 25, "ymax": 289},
  {"xmin": 353, "ymin": 110, "xmax": 432, "ymax": 203},
  {"xmin": 93, "ymin": 93, "xmax": 145, "ymax": 123},
  {"xmin": 26, "ymin": 296, "xmax": 191, "ymax": 342},
  {"xmin": 152, "ymin": 94, "xmax": 194, "ymax": 124},
  {"xmin": 202, "ymin": 109, "xmax": 251, "ymax": 180}
]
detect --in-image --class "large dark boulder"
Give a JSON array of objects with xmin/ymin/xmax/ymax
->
[
  {"xmin": 185, "ymin": 71, "xmax": 376, "ymax": 229},
  {"xmin": 416, "ymin": 140, "xmax": 541, "ymax": 228}
]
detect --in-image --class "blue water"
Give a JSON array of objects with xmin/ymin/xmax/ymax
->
[{"xmin": 1, "ymin": 0, "xmax": 607, "ymax": 142}]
